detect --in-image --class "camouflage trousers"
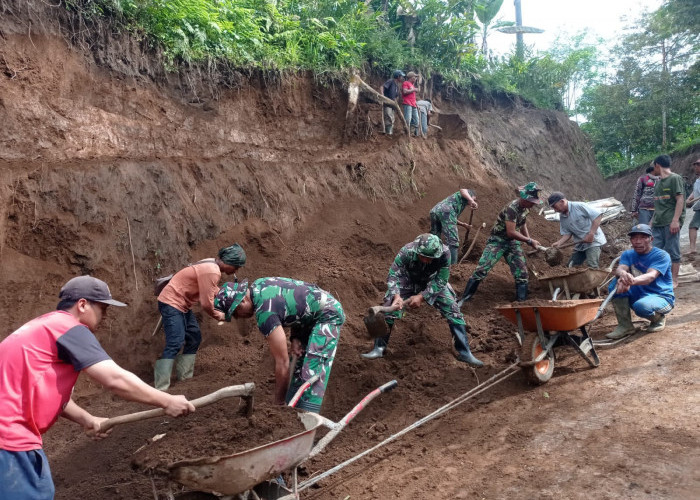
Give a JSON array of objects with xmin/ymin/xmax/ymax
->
[
  {"xmin": 471, "ymin": 235, "xmax": 529, "ymax": 284},
  {"xmin": 382, "ymin": 283, "xmax": 466, "ymax": 327},
  {"xmin": 285, "ymin": 294, "xmax": 345, "ymax": 413}
]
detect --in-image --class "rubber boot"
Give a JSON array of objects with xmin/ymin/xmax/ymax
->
[
  {"xmin": 361, "ymin": 327, "xmax": 392, "ymax": 360},
  {"xmin": 458, "ymin": 278, "xmax": 481, "ymax": 307},
  {"xmin": 605, "ymin": 298, "xmax": 636, "ymax": 339},
  {"xmin": 515, "ymin": 282, "xmax": 528, "ymax": 302},
  {"xmin": 449, "ymin": 323, "xmax": 484, "ymax": 367},
  {"xmin": 646, "ymin": 312, "xmax": 666, "ymax": 332},
  {"xmin": 175, "ymin": 354, "xmax": 196, "ymax": 381},
  {"xmin": 154, "ymin": 358, "xmax": 175, "ymax": 391}
]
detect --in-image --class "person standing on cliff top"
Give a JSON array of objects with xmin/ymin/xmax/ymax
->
[
  {"xmin": 459, "ymin": 182, "xmax": 543, "ymax": 304},
  {"xmin": 651, "ymin": 154, "xmax": 686, "ymax": 287},
  {"xmin": 402, "ymin": 71, "xmax": 420, "ymax": 137},
  {"xmin": 155, "ymin": 244, "xmax": 246, "ymax": 390},
  {"xmin": 382, "ymin": 70, "xmax": 405, "ymax": 135},
  {"xmin": 0, "ymin": 276, "xmax": 194, "ymax": 499},
  {"xmin": 429, "ymin": 188, "xmax": 478, "ymax": 265}
]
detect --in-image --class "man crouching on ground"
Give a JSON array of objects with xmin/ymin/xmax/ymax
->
[{"xmin": 606, "ymin": 224, "xmax": 675, "ymax": 340}]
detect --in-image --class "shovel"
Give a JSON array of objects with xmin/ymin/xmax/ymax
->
[
  {"xmin": 363, "ymin": 303, "xmax": 402, "ymax": 338},
  {"xmin": 527, "ymin": 240, "xmax": 577, "ymax": 266},
  {"xmin": 98, "ymin": 383, "xmax": 256, "ymax": 433}
]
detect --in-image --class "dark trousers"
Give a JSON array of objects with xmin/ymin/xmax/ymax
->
[{"xmin": 158, "ymin": 301, "xmax": 202, "ymax": 359}]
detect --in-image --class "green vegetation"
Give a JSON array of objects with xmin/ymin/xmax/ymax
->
[{"xmin": 65, "ymin": 0, "xmax": 698, "ymax": 177}]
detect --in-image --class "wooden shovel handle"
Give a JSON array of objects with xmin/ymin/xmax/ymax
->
[
  {"xmin": 98, "ymin": 382, "xmax": 256, "ymax": 432},
  {"xmin": 368, "ymin": 304, "xmax": 401, "ymax": 315}
]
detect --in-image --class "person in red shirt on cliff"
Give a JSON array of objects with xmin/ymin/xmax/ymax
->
[
  {"xmin": 402, "ymin": 71, "xmax": 420, "ymax": 137},
  {"xmin": 0, "ymin": 276, "xmax": 195, "ymax": 499}
]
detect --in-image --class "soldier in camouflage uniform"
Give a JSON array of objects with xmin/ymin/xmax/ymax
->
[
  {"xmin": 459, "ymin": 182, "xmax": 543, "ymax": 304},
  {"xmin": 361, "ymin": 234, "xmax": 483, "ymax": 367},
  {"xmin": 215, "ymin": 277, "xmax": 344, "ymax": 414},
  {"xmin": 430, "ymin": 188, "xmax": 478, "ymax": 265}
]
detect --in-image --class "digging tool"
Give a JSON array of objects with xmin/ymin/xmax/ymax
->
[
  {"xmin": 458, "ymin": 222, "xmax": 486, "ymax": 265},
  {"xmin": 363, "ymin": 303, "xmax": 402, "ymax": 338},
  {"xmin": 98, "ymin": 383, "xmax": 256, "ymax": 433},
  {"xmin": 151, "ymin": 317, "xmax": 163, "ymax": 337},
  {"xmin": 527, "ymin": 240, "xmax": 577, "ymax": 266},
  {"xmin": 459, "ymin": 208, "xmax": 475, "ymax": 257}
]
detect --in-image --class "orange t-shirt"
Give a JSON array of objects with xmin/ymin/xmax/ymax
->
[{"xmin": 158, "ymin": 262, "xmax": 221, "ymax": 316}]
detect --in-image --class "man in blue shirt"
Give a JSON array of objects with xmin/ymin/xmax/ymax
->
[{"xmin": 606, "ymin": 224, "xmax": 675, "ymax": 340}]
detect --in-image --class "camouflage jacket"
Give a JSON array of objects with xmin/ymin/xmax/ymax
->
[
  {"xmin": 431, "ymin": 191, "xmax": 469, "ymax": 217},
  {"xmin": 386, "ymin": 241, "xmax": 451, "ymax": 305},
  {"xmin": 491, "ymin": 199, "xmax": 529, "ymax": 239},
  {"xmin": 250, "ymin": 277, "xmax": 327, "ymax": 337}
]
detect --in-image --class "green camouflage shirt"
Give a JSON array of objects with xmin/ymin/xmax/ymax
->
[
  {"xmin": 431, "ymin": 191, "xmax": 469, "ymax": 217},
  {"xmin": 387, "ymin": 241, "xmax": 450, "ymax": 305},
  {"xmin": 491, "ymin": 199, "xmax": 529, "ymax": 239},
  {"xmin": 250, "ymin": 277, "xmax": 325, "ymax": 336}
]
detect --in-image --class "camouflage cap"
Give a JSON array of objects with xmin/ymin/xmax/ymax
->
[
  {"xmin": 518, "ymin": 182, "xmax": 543, "ymax": 204},
  {"xmin": 214, "ymin": 279, "xmax": 249, "ymax": 322},
  {"xmin": 218, "ymin": 243, "xmax": 246, "ymax": 267},
  {"xmin": 414, "ymin": 233, "xmax": 443, "ymax": 258}
]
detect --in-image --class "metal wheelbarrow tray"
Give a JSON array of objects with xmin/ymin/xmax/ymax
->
[
  {"xmin": 165, "ymin": 380, "xmax": 398, "ymax": 498},
  {"xmin": 536, "ymin": 268, "xmax": 612, "ymax": 299},
  {"xmin": 496, "ymin": 299, "xmax": 602, "ymax": 385}
]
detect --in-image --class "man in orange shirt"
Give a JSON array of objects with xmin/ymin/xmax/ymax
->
[{"xmin": 155, "ymin": 244, "xmax": 246, "ymax": 390}]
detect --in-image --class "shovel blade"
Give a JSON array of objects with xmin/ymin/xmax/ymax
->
[
  {"xmin": 364, "ymin": 310, "xmax": 388, "ymax": 339},
  {"xmin": 544, "ymin": 247, "xmax": 563, "ymax": 266}
]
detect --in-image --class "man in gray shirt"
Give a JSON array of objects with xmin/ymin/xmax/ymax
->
[{"xmin": 548, "ymin": 192, "xmax": 607, "ymax": 268}]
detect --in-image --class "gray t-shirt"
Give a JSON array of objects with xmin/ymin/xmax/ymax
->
[
  {"xmin": 559, "ymin": 201, "xmax": 607, "ymax": 250},
  {"xmin": 693, "ymin": 178, "xmax": 700, "ymax": 211},
  {"xmin": 416, "ymin": 100, "xmax": 432, "ymax": 116}
]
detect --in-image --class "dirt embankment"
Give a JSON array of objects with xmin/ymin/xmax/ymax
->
[{"xmin": 13, "ymin": 2, "xmax": 700, "ymax": 500}]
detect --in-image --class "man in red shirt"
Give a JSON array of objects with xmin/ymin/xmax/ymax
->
[
  {"xmin": 0, "ymin": 276, "xmax": 195, "ymax": 499},
  {"xmin": 402, "ymin": 71, "xmax": 420, "ymax": 137}
]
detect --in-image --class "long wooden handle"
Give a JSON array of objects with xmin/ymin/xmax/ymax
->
[
  {"xmin": 526, "ymin": 240, "xmax": 577, "ymax": 256},
  {"xmin": 98, "ymin": 382, "xmax": 255, "ymax": 432},
  {"xmin": 368, "ymin": 304, "xmax": 401, "ymax": 315},
  {"xmin": 458, "ymin": 223, "xmax": 485, "ymax": 265}
]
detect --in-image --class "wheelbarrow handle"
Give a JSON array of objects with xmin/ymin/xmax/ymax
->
[
  {"xmin": 307, "ymin": 380, "xmax": 398, "ymax": 459},
  {"xmin": 98, "ymin": 383, "xmax": 256, "ymax": 433}
]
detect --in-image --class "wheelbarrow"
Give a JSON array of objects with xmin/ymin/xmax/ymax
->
[
  {"xmin": 163, "ymin": 379, "xmax": 398, "ymax": 499},
  {"xmin": 536, "ymin": 267, "xmax": 613, "ymax": 299},
  {"xmin": 496, "ymin": 298, "xmax": 603, "ymax": 384}
]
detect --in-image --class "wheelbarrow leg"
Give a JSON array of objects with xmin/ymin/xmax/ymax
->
[{"xmin": 564, "ymin": 326, "xmax": 600, "ymax": 367}]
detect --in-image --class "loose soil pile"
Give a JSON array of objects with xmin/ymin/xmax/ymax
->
[{"xmin": 131, "ymin": 404, "xmax": 306, "ymax": 471}]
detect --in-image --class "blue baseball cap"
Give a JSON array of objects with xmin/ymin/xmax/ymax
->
[{"xmin": 628, "ymin": 224, "xmax": 653, "ymax": 237}]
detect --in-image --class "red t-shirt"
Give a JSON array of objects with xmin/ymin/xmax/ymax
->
[
  {"xmin": 402, "ymin": 81, "xmax": 417, "ymax": 107},
  {"xmin": 0, "ymin": 311, "xmax": 110, "ymax": 451}
]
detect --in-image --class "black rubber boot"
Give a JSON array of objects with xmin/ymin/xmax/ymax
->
[
  {"xmin": 458, "ymin": 278, "xmax": 481, "ymax": 307},
  {"xmin": 515, "ymin": 282, "xmax": 528, "ymax": 302},
  {"xmin": 449, "ymin": 323, "xmax": 484, "ymax": 367},
  {"xmin": 361, "ymin": 327, "xmax": 392, "ymax": 359}
]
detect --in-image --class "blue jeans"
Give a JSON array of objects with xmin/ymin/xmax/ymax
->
[
  {"xmin": 403, "ymin": 105, "xmax": 419, "ymax": 136},
  {"xmin": 419, "ymin": 109, "xmax": 428, "ymax": 136},
  {"xmin": 609, "ymin": 279, "xmax": 674, "ymax": 318},
  {"xmin": 0, "ymin": 449, "xmax": 55, "ymax": 500},
  {"xmin": 158, "ymin": 301, "xmax": 202, "ymax": 359},
  {"xmin": 637, "ymin": 209, "xmax": 653, "ymax": 225},
  {"xmin": 652, "ymin": 225, "xmax": 681, "ymax": 262}
]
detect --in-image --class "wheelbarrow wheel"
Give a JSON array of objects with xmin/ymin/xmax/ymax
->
[{"xmin": 522, "ymin": 333, "xmax": 554, "ymax": 385}]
